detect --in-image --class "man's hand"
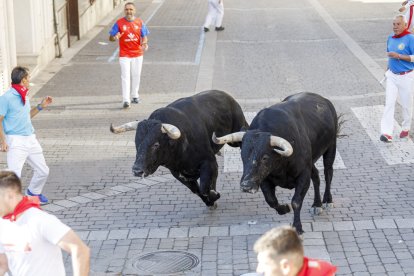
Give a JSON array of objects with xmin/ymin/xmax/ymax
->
[
  {"xmin": 387, "ymin": 52, "xmax": 400, "ymax": 59},
  {"xmin": 142, "ymin": 43, "xmax": 149, "ymax": 51},
  {"xmin": 40, "ymin": 96, "xmax": 53, "ymax": 109},
  {"xmin": 0, "ymin": 141, "xmax": 7, "ymax": 152}
]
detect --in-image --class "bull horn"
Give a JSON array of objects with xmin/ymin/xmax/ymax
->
[
  {"xmin": 270, "ymin": 136, "xmax": 293, "ymax": 157},
  {"xmin": 110, "ymin": 120, "xmax": 139, "ymax": 134},
  {"xmin": 161, "ymin": 123, "xmax": 181, "ymax": 139},
  {"xmin": 212, "ymin": 131, "xmax": 245, "ymax": 145}
]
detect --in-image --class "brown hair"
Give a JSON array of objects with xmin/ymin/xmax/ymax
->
[
  {"xmin": 0, "ymin": 171, "xmax": 22, "ymax": 193},
  {"xmin": 254, "ymin": 225, "xmax": 304, "ymax": 259}
]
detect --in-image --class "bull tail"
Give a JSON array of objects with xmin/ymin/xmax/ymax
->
[{"xmin": 336, "ymin": 113, "xmax": 347, "ymax": 139}]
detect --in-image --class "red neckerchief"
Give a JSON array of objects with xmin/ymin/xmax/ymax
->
[
  {"xmin": 393, "ymin": 29, "xmax": 411, "ymax": 38},
  {"xmin": 11, "ymin": 84, "xmax": 28, "ymax": 105},
  {"xmin": 3, "ymin": 196, "xmax": 41, "ymax": 222}
]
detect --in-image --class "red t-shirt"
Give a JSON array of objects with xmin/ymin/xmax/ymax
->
[
  {"xmin": 117, "ymin": 17, "xmax": 144, "ymax": 58},
  {"xmin": 297, "ymin": 257, "xmax": 337, "ymax": 276}
]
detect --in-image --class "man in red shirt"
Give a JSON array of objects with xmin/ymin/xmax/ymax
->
[
  {"xmin": 109, "ymin": 2, "xmax": 149, "ymax": 109},
  {"xmin": 254, "ymin": 226, "xmax": 337, "ymax": 276}
]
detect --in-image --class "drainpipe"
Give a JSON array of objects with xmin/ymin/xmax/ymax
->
[{"xmin": 52, "ymin": 0, "xmax": 62, "ymax": 58}]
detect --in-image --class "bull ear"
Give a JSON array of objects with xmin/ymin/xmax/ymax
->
[
  {"xmin": 110, "ymin": 120, "xmax": 139, "ymax": 134},
  {"xmin": 270, "ymin": 136, "xmax": 293, "ymax": 157},
  {"xmin": 161, "ymin": 124, "xmax": 181, "ymax": 139},
  {"xmin": 212, "ymin": 131, "xmax": 245, "ymax": 144}
]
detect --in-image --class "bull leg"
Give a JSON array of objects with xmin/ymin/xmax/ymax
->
[
  {"xmin": 311, "ymin": 165, "xmax": 323, "ymax": 215},
  {"xmin": 322, "ymin": 144, "xmax": 336, "ymax": 208},
  {"xmin": 291, "ymin": 172, "xmax": 311, "ymax": 234},
  {"xmin": 199, "ymin": 159, "xmax": 220, "ymax": 201},
  {"xmin": 260, "ymin": 181, "xmax": 291, "ymax": 215},
  {"xmin": 170, "ymin": 171, "xmax": 215, "ymax": 207}
]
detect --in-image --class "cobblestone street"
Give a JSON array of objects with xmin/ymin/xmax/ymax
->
[{"xmin": 3, "ymin": 0, "xmax": 414, "ymax": 275}]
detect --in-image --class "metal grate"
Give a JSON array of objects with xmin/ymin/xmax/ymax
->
[{"xmin": 133, "ymin": 251, "xmax": 199, "ymax": 274}]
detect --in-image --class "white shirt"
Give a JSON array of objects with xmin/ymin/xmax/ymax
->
[{"xmin": 0, "ymin": 208, "xmax": 70, "ymax": 276}]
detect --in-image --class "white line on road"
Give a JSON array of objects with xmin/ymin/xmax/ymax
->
[
  {"xmin": 307, "ymin": 0, "xmax": 386, "ymax": 86},
  {"xmin": 352, "ymin": 105, "xmax": 414, "ymax": 165}
]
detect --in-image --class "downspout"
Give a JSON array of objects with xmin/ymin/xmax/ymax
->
[{"xmin": 52, "ymin": 0, "xmax": 62, "ymax": 58}]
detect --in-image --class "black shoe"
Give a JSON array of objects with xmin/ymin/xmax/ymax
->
[
  {"xmin": 204, "ymin": 27, "xmax": 209, "ymax": 32},
  {"xmin": 215, "ymin": 26, "xmax": 225, "ymax": 31},
  {"xmin": 132, "ymin": 98, "xmax": 140, "ymax": 104},
  {"xmin": 123, "ymin": 102, "xmax": 130, "ymax": 109},
  {"xmin": 380, "ymin": 134, "xmax": 392, "ymax": 143}
]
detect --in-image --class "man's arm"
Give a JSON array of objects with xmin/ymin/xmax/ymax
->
[
  {"xmin": 57, "ymin": 230, "xmax": 90, "ymax": 276},
  {"xmin": 0, "ymin": 254, "xmax": 8, "ymax": 276},
  {"xmin": 141, "ymin": 36, "xmax": 148, "ymax": 51},
  {"xmin": 30, "ymin": 96, "xmax": 52, "ymax": 118},
  {"xmin": 0, "ymin": 116, "xmax": 8, "ymax": 152}
]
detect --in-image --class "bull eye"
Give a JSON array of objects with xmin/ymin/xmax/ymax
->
[
  {"xmin": 152, "ymin": 142, "xmax": 160, "ymax": 149},
  {"xmin": 261, "ymin": 155, "xmax": 269, "ymax": 162}
]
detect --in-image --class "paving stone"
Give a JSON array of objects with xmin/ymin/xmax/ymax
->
[
  {"xmin": 374, "ymin": 219, "xmax": 397, "ymax": 229},
  {"xmin": 333, "ymin": 221, "xmax": 355, "ymax": 231},
  {"xmin": 354, "ymin": 220, "xmax": 376, "ymax": 230},
  {"xmin": 42, "ymin": 204, "xmax": 66, "ymax": 212},
  {"xmin": 88, "ymin": 231, "xmax": 109, "ymax": 241},
  {"xmin": 148, "ymin": 228, "xmax": 169, "ymax": 239},
  {"xmin": 313, "ymin": 222, "xmax": 333, "ymax": 231},
  {"xmin": 70, "ymin": 196, "xmax": 94, "ymax": 204},
  {"xmin": 169, "ymin": 227, "xmax": 189, "ymax": 238},
  {"xmin": 189, "ymin": 227, "xmax": 210, "ymax": 238},
  {"xmin": 108, "ymin": 229, "xmax": 129, "ymax": 240},
  {"xmin": 82, "ymin": 192, "xmax": 107, "ymax": 200},
  {"xmin": 209, "ymin": 226, "xmax": 229, "ymax": 237},
  {"xmin": 53, "ymin": 199, "xmax": 79, "ymax": 208}
]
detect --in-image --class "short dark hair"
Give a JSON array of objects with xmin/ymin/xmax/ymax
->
[
  {"xmin": 124, "ymin": 2, "xmax": 135, "ymax": 7},
  {"xmin": 254, "ymin": 226, "xmax": 304, "ymax": 259},
  {"xmin": 0, "ymin": 171, "xmax": 22, "ymax": 193},
  {"xmin": 11, "ymin": 66, "xmax": 29, "ymax": 85}
]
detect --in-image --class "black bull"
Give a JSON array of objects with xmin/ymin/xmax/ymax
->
[
  {"xmin": 213, "ymin": 92, "xmax": 340, "ymax": 233},
  {"xmin": 110, "ymin": 90, "xmax": 248, "ymax": 208}
]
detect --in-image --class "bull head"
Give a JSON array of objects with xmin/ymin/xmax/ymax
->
[
  {"xmin": 214, "ymin": 131, "xmax": 293, "ymax": 193},
  {"xmin": 110, "ymin": 120, "xmax": 182, "ymax": 177}
]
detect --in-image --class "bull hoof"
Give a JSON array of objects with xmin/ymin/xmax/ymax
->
[
  {"xmin": 323, "ymin": 202, "xmax": 334, "ymax": 209},
  {"xmin": 208, "ymin": 190, "xmax": 221, "ymax": 202},
  {"xmin": 276, "ymin": 204, "xmax": 291, "ymax": 215},
  {"xmin": 311, "ymin": 207, "xmax": 324, "ymax": 215},
  {"xmin": 208, "ymin": 202, "xmax": 218, "ymax": 210}
]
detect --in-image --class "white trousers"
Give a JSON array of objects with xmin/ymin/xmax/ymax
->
[
  {"xmin": 119, "ymin": 56, "xmax": 143, "ymax": 103},
  {"xmin": 6, "ymin": 135, "xmax": 49, "ymax": 194},
  {"xmin": 381, "ymin": 70, "xmax": 414, "ymax": 135},
  {"xmin": 204, "ymin": 0, "xmax": 224, "ymax": 28}
]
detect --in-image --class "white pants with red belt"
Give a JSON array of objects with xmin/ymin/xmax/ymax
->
[
  {"xmin": 381, "ymin": 70, "xmax": 414, "ymax": 135},
  {"xmin": 119, "ymin": 56, "xmax": 143, "ymax": 103},
  {"xmin": 204, "ymin": 0, "xmax": 224, "ymax": 28},
  {"xmin": 6, "ymin": 135, "xmax": 49, "ymax": 194}
]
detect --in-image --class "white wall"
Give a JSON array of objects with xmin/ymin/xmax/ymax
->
[
  {"xmin": 13, "ymin": 0, "xmax": 56, "ymax": 72},
  {"xmin": 79, "ymin": 0, "xmax": 114, "ymax": 38},
  {"xmin": 0, "ymin": 0, "xmax": 16, "ymax": 93}
]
